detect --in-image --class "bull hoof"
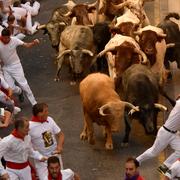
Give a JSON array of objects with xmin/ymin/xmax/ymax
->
[
  {"xmin": 80, "ymin": 132, "xmax": 88, "ymax": 140},
  {"xmin": 70, "ymin": 81, "xmax": 76, "ymax": 85},
  {"xmin": 88, "ymin": 137, "xmax": 95, "ymax": 145},
  {"xmin": 105, "ymin": 143, "xmax": 113, "ymax": 150},
  {"xmin": 121, "ymin": 142, "xmax": 129, "ymax": 148},
  {"xmin": 54, "ymin": 77, "xmax": 60, "ymax": 82}
]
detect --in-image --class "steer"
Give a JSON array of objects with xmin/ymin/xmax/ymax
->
[
  {"xmin": 79, "ymin": 72, "xmax": 139, "ymax": 149},
  {"xmin": 37, "ymin": 6, "xmax": 71, "ymax": 50},
  {"xmin": 63, "ymin": 3, "xmax": 96, "ymax": 25},
  {"xmin": 134, "ymin": 25, "xmax": 174, "ymax": 86},
  {"xmin": 55, "ymin": 25, "xmax": 97, "ymax": 83},
  {"xmin": 110, "ymin": 9, "xmax": 140, "ymax": 37},
  {"xmin": 98, "ymin": 34, "xmax": 147, "ymax": 86},
  {"xmin": 158, "ymin": 13, "xmax": 180, "ymax": 77},
  {"xmin": 121, "ymin": 64, "xmax": 167, "ymax": 146}
]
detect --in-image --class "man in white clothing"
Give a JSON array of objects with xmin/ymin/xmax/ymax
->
[
  {"xmin": 136, "ymin": 96, "xmax": 180, "ymax": 174},
  {"xmin": 46, "ymin": 156, "xmax": 80, "ymax": 180},
  {"xmin": 29, "ymin": 103, "xmax": 65, "ymax": 180},
  {"xmin": 0, "ymin": 117, "xmax": 47, "ymax": 180},
  {"xmin": 21, "ymin": 0, "xmax": 40, "ymax": 16},
  {"xmin": 0, "ymin": 28, "xmax": 39, "ymax": 106}
]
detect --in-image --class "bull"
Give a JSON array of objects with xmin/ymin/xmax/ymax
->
[
  {"xmin": 97, "ymin": 34, "xmax": 147, "ymax": 86},
  {"xmin": 54, "ymin": 25, "xmax": 97, "ymax": 83},
  {"xmin": 63, "ymin": 4, "xmax": 96, "ymax": 25},
  {"xmin": 121, "ymin": 64, "xmax": 167, "ymax": 146},
  {"xmin": 158, "ymin": 13, "xmax": 180, "ymax": 77},
  {"xmin": 134, "ymin": 25, "xmax": 175, "ymax": 85},
  {"xmin": 110, "ymin": 9, "xmax": 140, "ymax": 37},
  {"xmin": 79, "ymin": 72, "xmax": 139, "ymax": 149},
  {"xmin": 37, "ymin": 6, "xmax": 71, "ymax": 51},
  {"xmin": 111, "ymin": 0, "xmax": 150, "ymax": 27}
]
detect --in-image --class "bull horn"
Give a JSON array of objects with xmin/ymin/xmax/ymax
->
[
  {"xmin": 82, "ymin": 49, "xmax": 94, "ymax": 56},
  {"xmin": 59, "ymin": 22, "xmax": 67, "ymax": 26},
  {"xmin": 57, "ymin": 50, "xmax": 72, "ymax": 59},
  {"xmin": 166, "ymin": 43, "xmax": 175, "ymax": 48},
  {"xmin": 154, "ymin": 103, "xmax": 168, "ymax": 111},
  {"xmin": 134, "ymin": 49, "xmax": 148, "ymax": 64},
  {"xmin": 133, "ymin": 30, "xmax": 142, "ymax": 36},
  {"xmin": 87, "ymin": 0, "xmax": 97, "ymax": 8},
  {"xmin": 97, "ymin": 46, "xmax": 116, "ymax": 57},
  {"xmin": 158, "ymin": 33, "xmax": 166, "ymax": 38},
  {"xmin": 63, "ymin": 0, "xmax": 76, "ymax": 10},
  {"xmin": 37, "ymin": 24, "xmax": 46, "ymax": 30},
  {"xmin": 63, "ymin": 11, "xmax": 72, "ymax": 17},
  {"xmin": 99, "ymin": 104, "xmax": 110, "ymax": 116},
  {"xmin": 128, "ymin": 106, "xmax": 140, "ymax": 115},
  {"xmin": 123, "ymin": 101, "xmax": 140, "ymax": 112},
  {"xmin": 111, "ymin": 1, "xmax": 129, "ymax": 10}
]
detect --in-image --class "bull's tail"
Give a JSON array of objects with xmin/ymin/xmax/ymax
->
[{"xmin": 164, "ymin": 12, "xmax": 180, "ymax": 21}]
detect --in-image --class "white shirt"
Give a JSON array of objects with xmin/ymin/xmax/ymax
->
[
  {"xmin": 0, "ymin": 37, "xmax": 24, "ymax": 66},
  {"xmin": 29, "ymin": 116, "xmax": 61, "ymax": 156},
  {"xmin": 0, "ymin": 134, "xmax": 43, "ymax": 175},
  {"xmin": 164, "ymin": 99, "xmax": 180, "ymax": 131}
]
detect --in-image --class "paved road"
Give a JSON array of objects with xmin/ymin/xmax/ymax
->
[{"xmin": 1, "ymin": 0, "xmax": 180, "ymax": 180}]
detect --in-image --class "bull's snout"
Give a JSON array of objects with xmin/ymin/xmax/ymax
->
[
  {"xmin": 145, "ymin": 124, "xmax": 156, "ymax": 134},
  {"xmin": 144, "ymin": 47, "xmax": 154, "ymax": 55}
]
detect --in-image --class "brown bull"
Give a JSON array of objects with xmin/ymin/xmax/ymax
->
[
  {"xmin": 64, "ymin": 4, "xmax": 96, "ymax": 25},
  {"xmin": 79, "ymin": 73, "xmax": 139, "ymax": 149},
  {"xmin": 98, "ymin": 34, "xmax": 147, "ymax": 85}
]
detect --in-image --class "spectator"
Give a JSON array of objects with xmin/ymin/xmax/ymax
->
[
  {"xmin": 3, "ymin": 13, "xmax": 27, "ymax": 39},
  {"xmin": 0, "ymin": 28, "xmax": 39, "ymax": 106},
  {"xmin": 136, "ymin": 95, "xmax": 180, "ymax": 174},
  {"xmin": 29, "ymin": 103, "xmax": 65, "ymax": 180},
  {"xmin": 0, "ymin": 0, "xmax": 12, "ymax": 20},
  {"xmin": 20, "ymin": 0, "xmax": 40, "ymax": 17},
  {"xmin": 0, "ymin": 117, "xmax": 47, "ymax": 179},
  {"xmin": 163, "ymin": 158, "xmax": 180, "ymax": 180},
  {"xmin": 124, "ymin": 157, "xmax": 144, "ymax": 180},
  {"xmin": 46, "ymin": 156, "xmax": 80, "ymax": 180}
]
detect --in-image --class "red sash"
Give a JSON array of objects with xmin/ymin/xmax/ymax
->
[{"xmin": 6, "ymin": 161, "xmax": 29, "ymax": 169}]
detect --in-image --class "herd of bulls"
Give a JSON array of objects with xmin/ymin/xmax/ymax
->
[{"xmin": 38, "ymin": 0, "xmax": 180, "ymax": 149}]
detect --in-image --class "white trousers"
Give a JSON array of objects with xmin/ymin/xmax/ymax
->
[
  {"xmin": 136, "ymin": 126, "xmax": 180, "ymax": 168},
  {"xmin": 21, "ymin": 1, "xmax": 40, "ymax": 16},
  {"xmin": 34, "ymin": 155, "xmax": 63, "ymax": 180},
  {"xmin": 3, "ymin": 63, "xmax": 37, "ymax": 106},
  {"xmin": 6, "ymin": 165, "xmax": 32, "ymax": 180}
]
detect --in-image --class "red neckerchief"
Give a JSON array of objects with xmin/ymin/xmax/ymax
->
[
  {"xmin": 178, "ymin": 158, "xmax": 180, "ymax": 161},
  {"xmin": 11, "ymin": 129, "xmax": 24, "ymax": 141},
  {"xmin": 48, "ymin": 171, "xmax": 62, "ymax": 180},
  {"xmin": 31, "ymin": 116, "xmax": 48, "ymax": 123}
]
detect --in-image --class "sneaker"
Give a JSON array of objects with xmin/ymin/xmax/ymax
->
[
  {"xmin": 157, "ymin": 164, "xmax": 169, "ymax": 175},
  {"xmin": 18, "ymin": 91, "xmax": 24, "ymax": 103},
  {"xmin": 165, "ymin": 169, "xmax": 172, "ymax": 179},
  {"xmin": 14, "ymin": 106, "xmax": 21, "ymax": 115}
]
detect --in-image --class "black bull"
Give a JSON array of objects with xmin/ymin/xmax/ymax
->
[
  {"xmin": 121, "ymin": 64, "xmax": 170, "ymax": 145},
  {"xmin": 158, "ymin": 13, "xmax": 180, "ymax": 74}
]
